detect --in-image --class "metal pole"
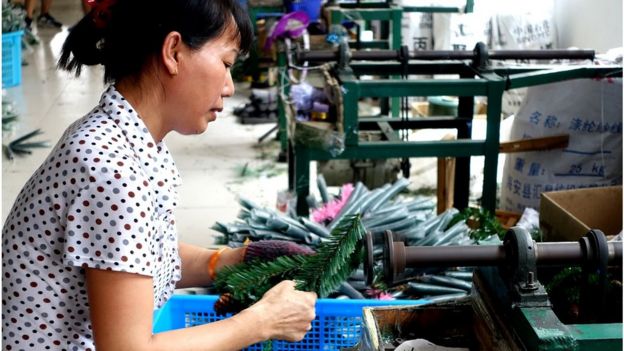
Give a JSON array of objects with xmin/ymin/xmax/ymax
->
[
  {"xmin": 393, "ymin": 238, "xmax": 621, "ymax": 269},
  {"xmin": 297, "ymin": 49, "xmax": 595, "ymax": 63},
  {"xmin": 401, "ymin": 245, "xmax": 507, "ymax": 267}
]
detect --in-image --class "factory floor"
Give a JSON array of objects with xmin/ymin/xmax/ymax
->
[{"xmin": 2, "ymin": 0, "xmax": 509, "ymax": 249}]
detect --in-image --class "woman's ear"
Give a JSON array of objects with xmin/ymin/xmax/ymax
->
[{"xmin": 162, "ymin": 32, "xmax": 183, "ymax": 76}]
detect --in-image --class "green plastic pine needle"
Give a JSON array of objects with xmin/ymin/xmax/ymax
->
[{"xmin": 295, "ymin": 214, "xmax": 365, "ymax": 297}]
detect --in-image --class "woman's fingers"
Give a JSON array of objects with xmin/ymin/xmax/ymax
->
[{"xmin": 251, "ymin": 280, "xmax": 318, "ymax": 342}]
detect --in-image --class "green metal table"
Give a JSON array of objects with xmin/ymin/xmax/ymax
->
[{"xmin": 287, "ymin": 59, "xmax": 621, "ymax": 216}]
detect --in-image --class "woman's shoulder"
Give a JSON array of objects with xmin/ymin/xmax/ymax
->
[
  {"xmin": 40, "ymin": 108, "xmax": 148, "ymax": 187},
  {"xmin": 59, "ymin": 108, "xmax": 136, "ymax": 160}
]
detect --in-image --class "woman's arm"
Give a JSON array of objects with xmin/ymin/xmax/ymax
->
[
  {"xmin": 86, "ymin": 269, "xmax": 316, "ymax": 351},
  {"xmin": 177, "ymin": 240, "xmax": 315, "ymax": 289},
  {"xmin": 176, "ymin": 242, "xmax": 245, "ymax": 288}
]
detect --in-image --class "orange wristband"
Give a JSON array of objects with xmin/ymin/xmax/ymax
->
[{"xmin": 208, "ymin": 247, "xmax": 229, "ymax": 280}]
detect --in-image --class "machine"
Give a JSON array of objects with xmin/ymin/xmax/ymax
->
[{"xmin": 359, "ymin": 228, "xmax": 623, "ymax": 350}]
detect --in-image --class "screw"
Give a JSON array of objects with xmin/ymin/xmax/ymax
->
[{"xmin": 521, "ymin": 271, "xmax": 538, "ymax": 291}]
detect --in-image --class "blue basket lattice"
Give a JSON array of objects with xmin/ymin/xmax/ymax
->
[
  {"xmin": 153, "ymin": 294, "xmax": 428, "ymax": 350},
  {"xmin": 2, "ymin": 31, "xmax": 23, "ymax": 88}
]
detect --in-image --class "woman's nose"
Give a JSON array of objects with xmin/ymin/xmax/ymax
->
[{"xmin": 222, "ymin": 70, "xmax": 235, "ymax": 97}]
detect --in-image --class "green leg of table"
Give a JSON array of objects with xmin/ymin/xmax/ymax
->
[
  {"xmin": 454, "ymin": 94, "xmax": 475, "ymax": 211},
  {"xmin": 342, "ymin": 81, "xmax": 360, "ymax": 146},
  {"xmin": 295, "ymin": 144, "xmax": 311, "ymax": 216},
  {"xmin": 390, "ymin": 8, "xmax": 402, "ymax": 118},
  {"xmin": 277, "ymin": 50, "xmax": 289, "ymax": 153},
  {"xmin": 391, "ymin": 7, "xmax": 402, "ymax": 50},
  {"xmin": 288, "ymin": 140, "xmax": 295, "ymax": 191},
  {"xmin": 481, "ymin": 78, "xmax": 504, "ymax": 212}
]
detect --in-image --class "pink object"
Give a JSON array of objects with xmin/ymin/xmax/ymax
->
[
  {"xmin": 377, "ymin": 292, "xmax": 395, "ymax": 300},
  {"xmin": 365, "ymin": 288, "xmax": 395, "ymax": 300},
  {"xmin": 311, "ymin": 183, "xmax": 354, "ymax": 224}
]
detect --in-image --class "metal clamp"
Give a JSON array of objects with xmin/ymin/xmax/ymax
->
[
  {"xmin": 471, "ymin": 42, "xmax": 489, "ymax": 69},
  {"xmin": 503, "ymin": 227, "xmax": 538, "ymax": 292},
  {"xmin": 579, "ymin": 229, "xmax": 610, "ymax": 321}
]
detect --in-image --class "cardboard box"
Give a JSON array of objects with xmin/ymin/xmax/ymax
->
[
  {"xmin": 354, "ymin": 298, "xmax": 517, "ymax": 351},
  {"xmin": 540, "ymin": 186, "xmax": 622, "ymax": 242}
]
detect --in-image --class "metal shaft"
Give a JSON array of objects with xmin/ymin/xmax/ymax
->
[
  {"xmin": 398, "ymin": 241, "xmax": 621, "ymax": 268},
  {"xmin": 364, "ymin": 229, "xmax": 622, "ymax": 286},
  {"xmin": 297, "ymin": 49, "xmax": 595, "ymax": 63},
  {"xmin": 402, "ymin": 245, "xmax": 506, "ymax": 268}
]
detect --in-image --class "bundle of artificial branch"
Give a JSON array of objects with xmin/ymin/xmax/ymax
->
[
  {"xmin": 211, "ymin": 177, "xmax": 436, "ymax": 249},
  {"xmin": 213, "ymin": 214, "xmax": 365, "ymax": 314},
  {"xmin": 212, "ymin": 197, "xmax": 331, "ymax": 247}
]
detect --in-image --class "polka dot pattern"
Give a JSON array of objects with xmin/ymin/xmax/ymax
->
[{"xmin": 2, "ymin": 86, "xmax": 182, "ymax": 350}]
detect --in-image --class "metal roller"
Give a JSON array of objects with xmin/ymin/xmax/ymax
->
[
  {"xmin": 297, "ymin": 43, "xmax": 595, "ymax": 64},
  {"xmin": 364, "ymin": 227, "xmax": 622, "ymax": 285}
]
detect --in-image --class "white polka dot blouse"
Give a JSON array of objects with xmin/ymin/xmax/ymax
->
[{"xmin": 2, "ymin": 85, "xmax": 183, "ymax": 350}]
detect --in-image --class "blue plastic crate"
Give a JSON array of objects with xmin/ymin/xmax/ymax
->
[
  {"xmin": 287, "ymin": 0, "xmax": 322, "ymax": 22},
  {"xmin": 153, "ymin": 294, "xmax": 428, "ymax": 350},
  {"xmin": 2, "ymin": 31, "xmax": 23, "ymax": 88}
]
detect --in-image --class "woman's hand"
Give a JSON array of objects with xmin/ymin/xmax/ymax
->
[{"xmin": 244, "ymin": 280, "xmax": 317, "ymax": 342}]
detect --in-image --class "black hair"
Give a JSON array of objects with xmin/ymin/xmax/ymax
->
[{"xmin": 58, "ymin": 0, "xmax": 253, "ymax": 83}]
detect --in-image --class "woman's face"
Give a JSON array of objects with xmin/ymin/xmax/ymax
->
[{"xmin": 166, "ymin": 27, "xmax": 239, "ymax": 135}]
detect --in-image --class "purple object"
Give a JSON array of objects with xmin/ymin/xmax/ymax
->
[
  {"xmin": 312, "ymin": 101, "xmax": 329, "ymax": 113},
  {"xmin": 264, "ymin": 11, "xmax": 310, "ymax": 51}
]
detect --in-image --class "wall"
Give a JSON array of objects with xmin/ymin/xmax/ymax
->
[{"xmin": 554, "ymin": 0, "xmax": 623, "ymax": 52}]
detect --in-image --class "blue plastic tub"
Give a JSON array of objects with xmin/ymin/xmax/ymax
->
[
  {"xmin": 2, "ymin": 31, "xmax": 23, "ymax": 88},
  {"xmin": 153, "ymin": 294, "xmax": 428, "ymax": 350},
  {"xmin": 287, "ymin": 0, "xmax": 323, "ymax": 22}
]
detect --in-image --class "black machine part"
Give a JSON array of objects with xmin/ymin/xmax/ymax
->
[
  {"xmin": 298, "ymin": 42, "xmax": 595, "ymax": 67},
  {"xmin": 363, "ymin": 227, "xmax": 622, "ymax": 288}
]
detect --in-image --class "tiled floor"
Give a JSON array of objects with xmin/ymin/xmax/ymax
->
[{"xmin": 2, "ymin": 0, "xmax": 290, "ymax": 248}]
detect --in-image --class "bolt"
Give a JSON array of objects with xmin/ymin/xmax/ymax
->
[{"xmin": 521, "ymin": 271, "xmax": 538, "ymax": 291}]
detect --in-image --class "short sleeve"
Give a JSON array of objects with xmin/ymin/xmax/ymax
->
[{"xmin": 63, "ymin": 159, "xmax": 158, "ymax": 276}]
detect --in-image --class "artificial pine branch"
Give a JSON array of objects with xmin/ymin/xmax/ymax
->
[
  {"xmin": 295, "ymin": 214, "xmax": 365, "ymax": 297},
  {"xmin": 213, "ymin": 214, "xmax": 365, "ymax": 310},
  {"xmin": 214, "ymin": 254, "xmax": 307, "ymax": 306}
]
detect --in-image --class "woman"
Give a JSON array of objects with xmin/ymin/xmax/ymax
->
[{"xmin": 2, "ymin": 0, "xmax": 317, "ymax": 350}]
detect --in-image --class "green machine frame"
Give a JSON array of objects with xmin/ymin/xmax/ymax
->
[
  {"xmin": 328, "ymin": 4, "xmax": 403, "ymax": 50},
  {"xmin": 285, "ymin": 47, "xmax": 621, "ymax": 216},
  {"xmin": 274, "ymin": 0, "xmax": 474, "ymax": 151},
  {"xmin": 327, "ymin": 0, "xmax": 474, "ymax": 50}
]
